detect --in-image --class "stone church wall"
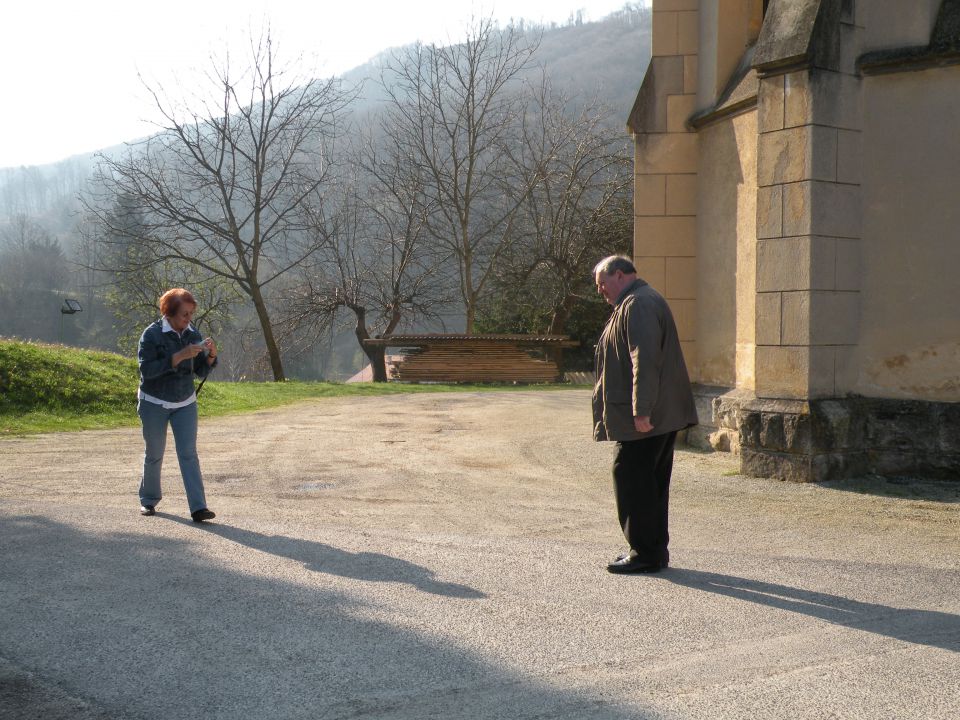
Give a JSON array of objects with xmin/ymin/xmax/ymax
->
[{"xmin": 632, "ymin": 0, "xmax": 959, "ymax": 480}]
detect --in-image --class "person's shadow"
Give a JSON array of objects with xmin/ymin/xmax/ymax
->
[
  {"xmin": 662, "ymin": 568, "xmax": 959, "ymax": 652},
  {"xmin": 163, "ymin": 514, "xmax": 486, "ymax": 599}
]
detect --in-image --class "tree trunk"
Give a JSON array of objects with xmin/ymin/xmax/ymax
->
[
  {"xmin": 546, "ymin": 295, "xmax": 577, "ymax": 379},
  {"xmin": 465, "ymin": 302, "xmax": 476, "ymax": 334},
  {"xmin": 352, "ymin": 306, "xmax": 388, "ymax": 382},
  {"xmin": 362, "ymin": 344, "xmax": 388, "ymax": 382},
  {"xmin": 546, "ymin": 295, "xmax": 576, "ymax": 336},
  {"xmin": 250, "ymin": 283, "xmax": 286, "ymax": 381}
]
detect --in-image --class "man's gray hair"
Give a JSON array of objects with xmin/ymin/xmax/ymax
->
[{"xmin": 593, "ymin": 255, "xmax": 637, "ymax": 277}]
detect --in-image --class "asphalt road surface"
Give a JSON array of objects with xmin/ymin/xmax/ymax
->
[{"xmin": 1, "ymin": 389, "xmax": 958, "ymax": 719}]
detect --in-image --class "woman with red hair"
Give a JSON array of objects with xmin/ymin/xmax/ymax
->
[{"xmin": 136, "ymin": 288, "xmax": 219, "ymax": 522}]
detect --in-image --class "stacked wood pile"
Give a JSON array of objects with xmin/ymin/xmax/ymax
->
[
  {"xmin": 363, "ymin": 334, "xmax": 579, "ymax": 384},
  {"xmin": 390, "ymin": 343, "xmax": 558, "ymax": 383}
]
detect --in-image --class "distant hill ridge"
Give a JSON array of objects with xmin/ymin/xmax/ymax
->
[{"xmin": 0, "ymin": 5, "xmax": 650, "ymax": 239}]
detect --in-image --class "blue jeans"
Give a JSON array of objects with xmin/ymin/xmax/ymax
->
[{"xmin": 138, "ymin": 400, "xmax": 208, "ymax": 513}]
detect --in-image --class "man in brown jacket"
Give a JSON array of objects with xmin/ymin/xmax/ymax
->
[{"xmin": 592, "ymin": 255, "xmax": 698, "ymax": 574}]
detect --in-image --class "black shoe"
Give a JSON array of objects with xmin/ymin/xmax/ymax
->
[
  {"xmin": 607, "ymin": 555, "xmax": 662, "ymax": 574},
  {"xmin": 191, "ymin": 508, "xmax": 216, "ymax": 523},
  {"xmin": 140, "ymin": 505, "xmax": 156, "ymax": 516},
  {"xmin": 612, "ymin": 550, "xmax": 669, "ymax": 569}
]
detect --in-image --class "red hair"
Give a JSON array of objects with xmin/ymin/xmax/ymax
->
[{"xmin": 159, "ymin": 288, "xmax": 197, "ymax": 318}]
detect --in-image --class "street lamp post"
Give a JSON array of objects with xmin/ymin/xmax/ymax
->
[{"xmin": 59, "ymin": 298, "xmax": 83, "ymax": 344}]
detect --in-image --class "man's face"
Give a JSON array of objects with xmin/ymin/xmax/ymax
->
[{"xmin": 595, "ymin": 270, "xmax": 629, "ymax": 306}]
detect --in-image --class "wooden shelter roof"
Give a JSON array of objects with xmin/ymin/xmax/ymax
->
[{"xmin": 362, "ymin": 333, "xmax": 579, "ymax": 348}]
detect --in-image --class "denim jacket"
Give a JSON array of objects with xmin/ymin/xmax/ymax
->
[{"xmin": 138, "ymin": 319, "xmax": 217, "ymax": 403}]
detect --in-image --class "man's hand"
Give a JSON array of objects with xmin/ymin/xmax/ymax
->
[{"xmin": 634, "ymin": 415, "xmax": 654, "ymax": 433}]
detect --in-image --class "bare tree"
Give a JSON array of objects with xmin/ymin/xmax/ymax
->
[
  {"xmin": 79, "ymin": 194, "xmax": 239, "ymax": 354},
  {"xmin": 477, "ymin": 83, "xmax": 633, "ymax": 368},
  {"xmin": 82, "ymin": 29, "xmax": 354, "ymax": 380},
  {"xmin": 378, "ymin": 18, "xmax": 540, "ymax": 332},
  {"xmin": 0, "ymin": 215, "xmax": 69, "ymax": 341},
  {"xmin": 276, "ymin": 133, "xmax": 449, "ymax": 381},
  {"xmin": 514, "ymin": 82, "xmax": 633, "ymax": 336}
]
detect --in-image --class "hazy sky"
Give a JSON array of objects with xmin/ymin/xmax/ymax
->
[{"xmin": 1, "ymin": 0, "xmax": 632, "ymax": 169}]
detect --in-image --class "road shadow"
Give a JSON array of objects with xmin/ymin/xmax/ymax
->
[
  {"xmin": 161, "ymin": 514, "xmax": 485, "ymax": 599},
  {"xmin": 816, "ymin": 475, "xmax": 960, "ymax": 504},
  {"xmin": 0, "ymin": 515, "xmax": 646, "ymax": 720},
  {"xmin": 662, "ymin": 567, "xmax": 960, "ymax": 652}
]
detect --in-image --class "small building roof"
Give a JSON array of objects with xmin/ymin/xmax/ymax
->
[{"xmin": 362, "ymin": 333, "xmax": 579, "ymax": 348}]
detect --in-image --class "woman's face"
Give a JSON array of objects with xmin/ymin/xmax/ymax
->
[{"xmin": 167, "ymin": 303, "xmax": 196, "ymax": 332}]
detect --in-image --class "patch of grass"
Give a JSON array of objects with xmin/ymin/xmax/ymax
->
[
  {"xmin": 1, "ymin": 339, "xmax": 139, "ymax": 434},
  {"xmin": 192, "ymin": 378, "xmax": 546, "ymax": 420},
  {"xmin": 0, "ymin": 338, "xmax": 582, "ymax": 435},
  {"xmin": 0, "ymin": 339, "xmax": 136, "ymax": 414}
]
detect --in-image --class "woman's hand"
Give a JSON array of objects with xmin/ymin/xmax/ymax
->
[
  {"xmin": 172, "ymin": 343, "xmax": 205, "ymax": 367},
  {"xmin": 203, "ymin": 338, "xmax": 218, "ymax": 365}
]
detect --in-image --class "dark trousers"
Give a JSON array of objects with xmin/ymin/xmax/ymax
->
[{"xmin": 612, "ymin": 431, "xmax": 677, "ymax": 565}]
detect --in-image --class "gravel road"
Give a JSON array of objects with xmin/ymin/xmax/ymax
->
[{"xmin": 1, "ymin": 389, "xmax": 958, "ymax": 719}]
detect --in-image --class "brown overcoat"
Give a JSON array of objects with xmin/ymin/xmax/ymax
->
[{"xmin": 593, "ymin": 278, "xmax": 698, "ymax": 442}]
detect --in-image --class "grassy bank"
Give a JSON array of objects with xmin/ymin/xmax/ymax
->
[{"xmin": 0, "ymin": 339, "xmax": 578, "ymax": 435}]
